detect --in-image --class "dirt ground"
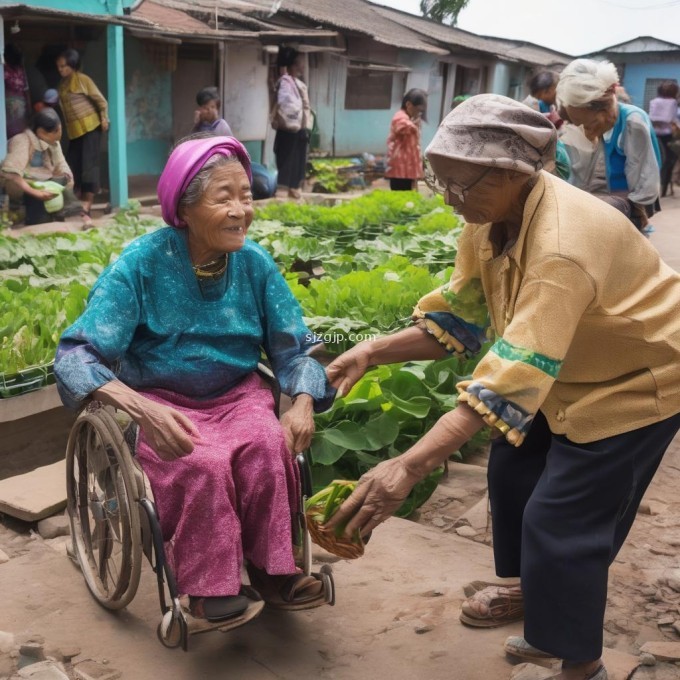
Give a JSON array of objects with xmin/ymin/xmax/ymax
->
[{"xmin": 0, "ymin": 196, "xmax": 679, "ymax": 679}]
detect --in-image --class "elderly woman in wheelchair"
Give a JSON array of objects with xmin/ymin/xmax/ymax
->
[{"xmin": 54, "ymin": 136, "xmax": 335, "ymax": 639}]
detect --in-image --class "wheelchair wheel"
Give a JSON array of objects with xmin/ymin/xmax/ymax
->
[{"xmin": 66, "ymin": 406, "xmax": 143, "ymax": 610}]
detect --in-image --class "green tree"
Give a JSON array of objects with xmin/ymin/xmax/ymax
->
[{"xmin": 419, "ymin": 0, "xmax": 470, "ymax": 25}]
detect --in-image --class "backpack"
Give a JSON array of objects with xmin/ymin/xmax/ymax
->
[{"xmin": 270, "ymin": 75, "xmax": 303, "ymax": 132}]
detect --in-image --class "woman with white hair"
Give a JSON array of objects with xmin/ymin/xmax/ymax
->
[
  {"xmin": 557, "ymin": 59, "xmax": 661, "ymax": 231},
  {"xmin": 325, "ymin": 94, "xmax": 680, "ymax": 680}
]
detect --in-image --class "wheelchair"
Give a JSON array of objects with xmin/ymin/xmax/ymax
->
[{"xmin": 64, "ymin": 369, "xmax": 335, "ymax": 651}]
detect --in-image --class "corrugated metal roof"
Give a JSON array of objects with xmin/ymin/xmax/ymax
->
[
  {"xmin": 166, "ymin": 0, "xmax": 447, "ymax": 54},
  {"xmin": 134, "ymin": 1, "xmax": 218, "ymax": 34},
  {"xmin": 0, "ymin": 3, "xmax": 131, "ymax": 24},
  {"xmin": 370, "ymin": 4, "xmax": 572, "ymax": 66},
  {"xmin": 585, "ymin": 36, "xmax": 680, "ymax": 56},
  {"xmin": 272, "ymin": 0, "xmax": 448, "ymax": 55}
]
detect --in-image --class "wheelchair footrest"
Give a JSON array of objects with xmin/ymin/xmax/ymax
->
[
  {"xmin": 182, "ymin": 597, "xmax": 266, "ymax": 636},
  {"xmin": 260, "ymin": 566, "xmax": 335, "ymax": 611}
]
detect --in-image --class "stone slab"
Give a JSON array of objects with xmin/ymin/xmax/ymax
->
[
  {"xmin": 16, "ymin": 660, "xmax": 69, "ymax": 679},
  {"xmin": 640, "ymin": 641, "xmax": 680, "ymax": 662},
  {"xmin": 0, "ymin": 386, "xmax": 63, "ymax": 424},
  {"xmin": 455, "ymin": 492, "xmax": 490, "ymax": 531},
  {"xmin": 0, "ymin": 461, "xmax": 66, "ymax": 522},
  {"xmin": 601, "ymin": 647, "xmax": 641, "ymax": 680}
]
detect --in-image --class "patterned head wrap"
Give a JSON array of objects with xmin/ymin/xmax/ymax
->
[
  {"xmin": 426, "ymin": 93, "xmax": 557, "ymax": 175},
  {"xmin": 157, "ymin": 136, "xmax": 252, "ymax": 228}
]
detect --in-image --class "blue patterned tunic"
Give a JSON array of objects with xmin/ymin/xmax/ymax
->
[{"xmin": 54, "ymin": 226, "xmax": 334, "ymax": 411}]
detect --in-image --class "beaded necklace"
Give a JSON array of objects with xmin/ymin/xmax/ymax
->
[{"xmin": 192, "ymin": 254, "xmax": 227, "ymax": 279}]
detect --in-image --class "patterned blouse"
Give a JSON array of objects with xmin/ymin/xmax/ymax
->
[
  {"xmin": 412, "ymin": 172, "xmax": 680, "ymax": 446},
  {"xmin": 385, "ymin": 109, "xmax": 423, "ymax": 180}
]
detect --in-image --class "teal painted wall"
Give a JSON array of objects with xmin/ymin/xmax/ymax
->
[
  {"xmin": 9, "ymin": 0, "xmax": 135, "ymax": 15},
  {"xmin": 124, "ymin": 37, "xmax": 172, "ymax": 176},
  {"xmin": 126, "ymin": 139, "xmax": 170, "ymax": 175},
  {"xmin": 311, "ymin": 50, "xmax": 443, "ymax": 157},
  {"xmin": 622, "ymin": 60, "xmax": 680, "ymax": 109},
  {"xmin": 243, "ymin": 140, "xmax": 262, "ymax": 164}
]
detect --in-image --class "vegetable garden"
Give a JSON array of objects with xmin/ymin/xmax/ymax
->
[{"xmin": 0, "ymin": 191, "xmax": 488, "ymax": 515}]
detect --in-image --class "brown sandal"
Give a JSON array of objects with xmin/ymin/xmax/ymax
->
[
  {"xmin": 459, "ymin": 585, "xmax": 524, "ymax": 628},
  {"xmin": 462, "ymin": 579, "xmax": 521, "ymax": 599},
  {"xmin": 247, "ymin": 565, "xmax": 324, "ymax": 610}
]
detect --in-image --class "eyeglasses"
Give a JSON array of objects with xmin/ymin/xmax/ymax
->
[
  {"xmin": 423, "ymin": 159, "xmax": 493, "ymax": 204},
  {"xmin": 445, "ymin": 166, "xmax": 493, "ymax": 204}
]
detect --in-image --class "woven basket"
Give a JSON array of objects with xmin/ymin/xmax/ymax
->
[{"xmin": 306, "ymin": 510, "xmax": 365, "ymax": 560}]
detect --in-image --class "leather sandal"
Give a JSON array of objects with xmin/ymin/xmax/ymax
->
[
  {"xmin": 504, "ymin": 635, "xmax": 557, "ymax": 661},
  {"xmin": 459, "ymin": 585, "xmax": 524, "ymax": 628},
  {"xmin": 247, "ymin": 564, "xmax": 324, "ymax": 610},
  {"xmin": 462, "ymin": 579, "xmax": 521, "ymax": 598}
]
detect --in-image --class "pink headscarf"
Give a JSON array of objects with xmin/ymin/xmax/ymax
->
[{"xmin": 157, "ymin": 136, "xmax": 252, "ymax": 228}]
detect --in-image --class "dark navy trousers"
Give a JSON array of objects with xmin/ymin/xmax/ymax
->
[{"xmin": 487, "ymin": 409, "xmax": 680, "ymax": 662}]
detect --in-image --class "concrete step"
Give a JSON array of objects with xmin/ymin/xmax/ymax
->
[{"xmin": 0, "ymin": 460, "xmax": 66, "ymax": 522}]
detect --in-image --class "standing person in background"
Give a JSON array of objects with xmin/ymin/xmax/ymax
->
[
  {"xmin": 649, "ymin": 81, "xmax": 680, "ymax": 198},
  {"xmin": 272, "ymin": 46, "xmax": 312, "ymax": 200},
  {"xmin": 56, "ymin": 48, "xmax": 108, "ymax": 219},
  {"xmin": 385, "ymin": 88, "xmax": 427, "ymax": 191},
  {"xmin": 522, "ymin": 71, "xmax": 561, "ymax": 128},
  {"xmin": 557, "ymin": 59, "xmax": 661, "ymax": 232},
  {"xmin": 4, "ymin": 44, "xmax": 31, "ymax": 139},
  {"xmin": 192, "ymin": 87, "xmax": 233, "ymax": 137}
]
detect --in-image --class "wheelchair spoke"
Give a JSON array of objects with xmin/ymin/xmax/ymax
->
[{"xmin": 66, "ymin": 409, "xmax": 143, "ymax": 609}]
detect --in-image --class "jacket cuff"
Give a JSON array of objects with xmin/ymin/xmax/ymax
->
[{"xmin": 457, "ymin": 381, "xmax": 534, "ymax": 447}]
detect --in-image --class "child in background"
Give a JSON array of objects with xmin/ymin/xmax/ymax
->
[
  {"xmin": 33, "ymin": 88, "xmax": 59, "ymax": 113},
  {"xmin": 522, "ymin": 70, "xmax": 562, "ymax": 128},
  {"xmin": 385, "ymin": 88, "xmax": 428, "ymax": 191},
  {"xmin": 192, "ymin": 87, "xmax": 233, "ymax": 137}
]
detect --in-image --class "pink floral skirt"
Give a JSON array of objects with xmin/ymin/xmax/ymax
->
[{"xmin": 135, "ymin": 373, "xmax": 299, "ymax": 596}]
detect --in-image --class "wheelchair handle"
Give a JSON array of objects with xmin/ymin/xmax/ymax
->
[{"xmin": 296, "ymin": 452, "xmax": 314, "ymax": 499}]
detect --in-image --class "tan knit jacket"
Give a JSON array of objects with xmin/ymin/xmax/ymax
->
[
  {"xmin": 58, "ymin": 72, "xmax": 108, "ymax": 140},
  {"xmin": 415, "ymin": 172, "xmax": 680, "ymax": 445},
  {"xmin": 0, "ymin": 129, "xmax": 72, "ymax": 197}
]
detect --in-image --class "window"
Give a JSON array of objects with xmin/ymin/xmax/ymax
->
[
  {"xmin": 345, "ymin": 62, "xmax": 395, "ymax": 110},
  {"xmin": 454, "ymin": 65, "xmax": 487, "ymax": 97},
  {"xmin": 643, "ymin": 77, "xmax": 678, "ymax": 111}
]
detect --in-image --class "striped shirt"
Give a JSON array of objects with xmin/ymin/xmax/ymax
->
[{"xmin": 58, "ymin": 72, "xmax": 108, "ymax": 140}]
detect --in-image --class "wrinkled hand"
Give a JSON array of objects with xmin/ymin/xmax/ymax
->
[
  {"xmin": 34, "ymin": 189, "xmax": 57, "ymax": 202},
  {"xmin": 137, "ymin": 400, "xmax": 200, "ymax": 461},
  {"xmin": 325, "ymin": 457, "xmax": 420, "ymax": 539},
  {"xmin": 326, "ymin": 342, "xmax": 372, "ymax": 398},
  {"xmin": 101, "ymin": 120, "xmax": 110, "ymax": 133},
  {"xmin": 280, "ymin": 394, "xmax": 315, "ymax": 454}
]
